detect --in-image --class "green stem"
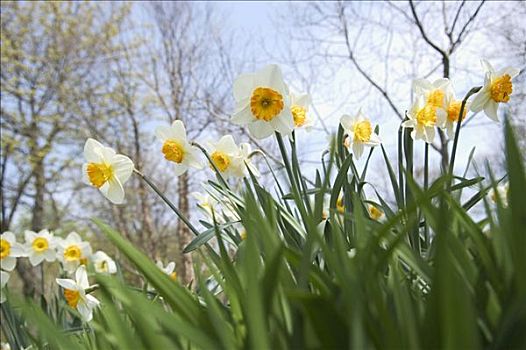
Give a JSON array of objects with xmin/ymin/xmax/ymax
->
[
  {"xmin": 191, "ymin": 141, "xmax": 229, "ymax": 189},
  {"xmin": 424, "ymin": 142, "xmax": 429, "ymax": 248},
  {"xmin": 134, "ymin": 169, "xmax": 200, "ymax": 237},
  {"xmin": 448, "ymin": 86, "xmax": 482, "ymax": 188}
]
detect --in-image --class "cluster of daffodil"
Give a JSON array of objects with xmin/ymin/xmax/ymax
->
[
  {"xmin": 72, "ymin": 60, "xmax": 518, "ymax": 323},
  {"xmin": 81, "ymin": 60, "xmax": 519, "ymax": 205},
  {"xmin": 401, "ymin": 59, "xmax": 520, "ymax": 144},
  {"xmin": 0, "ymin": 230, "xmax": 118, "ymax": 321}
]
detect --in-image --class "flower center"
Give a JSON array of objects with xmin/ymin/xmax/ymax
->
[
  {"xmin": 368, "ymin": 205, "xmax": 383, "ymax": 220},
  {"xmin": 416, "ymin": 104, "xmax": 437, "ymax": 127},
  {"xmin": 447, "ymin": 100, "xmax": 467, "ymax": 122},
  {"xmin": 291, "ymin": 105, "xmax": 307, "ymax": 127},
  {"xmin": 490, "ymin": 74, "xmax": 512, "ymax": 103},
  {"xmin": 64, "ymin": 289, "xmax": 80, "ymax": 308},
  {"xmin": 427, "ymin": 89, "xmax": 445, "ymax": 108},
  {"xmin": 169, "ymin": 272, "xmax": 177, "ymax": 281},
  {"xmin": 240, "ymin": 230, "xmax": 247, "ymax": 241},
  {"xmin": 64, "ymin": 245, "xmax": 82, "ymax": 262},
  {"xmin": 210, "ymin": 151, "xmax": 231, "ymax": 172},
  {"xmin": 250, "ymin": 87, "xmax": 284, "ymax": 121},
  {"xmin": 0, "ymin": 239, "xmax": 10, "ymax": 259},
  {"xmin": 87, "ymin": 163, "xmax": 114, "ymax": 188},
  {"xmin": 162, "ymin": 140, "xmax": 185, "ymax": 163},
  {"xmin": 336, "ymin": 197, "xmax": 345, "ymax": 214},
  {"xmin": 353, "ymin": 121, "xmax": 372, "ymax": 142},
  {"xmin": 32, "ymin": 237, "xmax": 49, "ymax": 253}
]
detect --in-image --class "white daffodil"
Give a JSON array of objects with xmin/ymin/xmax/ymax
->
[
  {"xmin": 57, "ymin": 232, "xmax": 92, "ymax": 274},
  {"xmin": 208, "ymin": 135, "xmax": 246, "ymax": 178},
  {"xmin": 470, "ymin": 59, "xmax": 520, "ymax": 121},
  {"xmin": 156, "ymin": 120, "xmax": 203, "ymax": 176},
  {"xmin": 340, "ymin": 110, "xmax": 381, "ymax": 159},
  {"xmin": 368, "ymin": 204, "xmax": 384, "ymax": 221},
  {"xmin": 403, "ymin": 94, "xmax": 447, "ymax": 143},
  {"xmin": 488, "ymin": 182, "xmax": 509, "ymax": 207},
  {"xmin": 23, "ymin": 229, "xmax": 57, "ymax": 266},
  {"xmin": 82, "ymin": 138, "xmax": 134, "ymax": 204},
  {"xmin": 445, "ymin": 97, "xmax": 470, "ymax": 138},
  {"xmin": 192, "ymin": 191, "xmax": 218, "ymax": 218},
  {"xmin": 1, "ymin": 270, "xmax": 9, "ymax": 303},
  {"xmin": 56, "ymin": 265, "xmax": 99, "ymax": 322},
  {"xmin": 148, "ymin": 260, "xmax": 177, "ymax": 291},
  {"xmin": 290, "ymin": 92, "xmax": 314, "ymax": 131},
  {"xmin": 412, "ymin": 78, "xmax": 452, "ymax": 111},
  {"xmin": 157, "ymin": 260, "xmax": 177, "ymax": 280},
  {"xmin": 231, "ymin": 64, "xmax": 294, "ymax": 139},
  {"xmin": 1, "ymin": 232, "xmax": 24, "ymax": 272},
  {"xmin": 92, "ymin": 251, "xmax": 117, "ymax": 274}
]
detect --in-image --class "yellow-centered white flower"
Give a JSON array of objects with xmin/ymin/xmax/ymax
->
[
  {"xmin": 488, "ymin": 182, "xmax": 509, "ymax": 207},
  {"xmin": 1, "ymin": 270, "xmax": 9, "ymax": 303},
  {"xmin": 403, "ymin": 94, "xmax": 447, "ymax": 143},
  {"xmin": 56, "ymin": 265, "xmax": 99, "ymax": 322},
  {"xmin": 0, "ymin": 232, "xmax": 24, "ymax": 272},
  {"xmin": 192, "ymin": 191, "xmax": 219, "ymax": 218},
  {"xmin": 24, "ymin": 229, "xmax": 57, "ymax": 266},
  {"xmin": 57, "ymin": 232, "xmax": 92, "ymax": 274},
  {"xmin": 156, "ymin": 120, "xmax": 203, "ymax": 176},
  {"xmin": 368, "ymin": 204, "xmax": 384, "ymax": 221},
  {"xmin": 290, "ymin": 92, "xmax": 314, "ymax": 130},
  {"xmin": 208, "ymin": 135, "xmax": 256, "ymax": 178},
  {"xmin": 412, "ymin": 78, "xmax": 452, "ymax": 111},
  {"xmin": 340, "ymin": 111, "xmax": 381, "ymax": 159},
  {"xmin": 82, "ymin": 138, "xmax": 134, "ymax": 204},
  {"xmin": 445, "ymin": 95, "xmax": 470, "ymax": 138},
  {"xmin": 231, "ymin": 64, "xmax": 294, "ymax": 139},
  {"xmin": 470, "ymin": 59, "xmax": 520, "ymax": 121},
  {"xmin": 92, "ymin": 251, "xmax": 117, "ymax": 274},
  {"xmin": 148, "ymin": 260, "xmax": 177, "ymax": 291}
]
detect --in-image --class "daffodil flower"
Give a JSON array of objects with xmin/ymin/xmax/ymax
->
[
  {"xmin": 57, "ymin": 232, "xmax": 92, "ymax": 274},
  {"xmin": 208, "ymin": 135, "xmax": 249, "ymax": 178},
  {"xmin": 92, "ymin": 251, "xmax": 117, "ymax": 274},
  {"xmin": 340, "ymin": 111, "xmax": 381, "ymax": 159},
  {"xmin": 412, "ymin": 78, "xmax": 452, "ymax": 110},
  {"xmin": 192, "ymin": 191, "xmax": 219, "ymax": 218},
  {"xmin": 24, "ymin": 229, "xmax": 56, "ymax": 266},
  {"xmin": 231, "ymin": 64, "xmax": 294, "ymax": 139},
  {"xmin": 290, "ymin": 92, "xmax": 314, "ymax": 130},
  {"xmin": 156, "ymin": 120, "xmax": 203, "ymax": 176},
  {"xmin": 368, "ymin": 205, "xmax": 384, "ymax": 221},
  {"xmin": 148, "ymin": 260, "xmax": 177, "ymax": 292},
  {"xmin": 445, "ymin": 97, "xmax": 470, "ymax": 138},
  {"xmin": 82, "ymin": 138, "xmax": 134, "ymax": 204},
  {"xmin": 0, "ymin": 232, "xmax": 24, "ymax": 272},
  {"xmin": 403, "ymin": 94, "xmax": 447, "ymax": 143},
  {"xmin": 1, "ymin": 270, "xmax": 9, "ymax": 303},
  {"xmin": 488, "ymin": 182, "xmax": 509, "ymax": 207},
  {"xmin": 56, "ymin": 265, "xmax": 99, "ymax": 322},
  {"xmin": 470, "ymin": 59, "xmax": 520, "ymax": 121}
]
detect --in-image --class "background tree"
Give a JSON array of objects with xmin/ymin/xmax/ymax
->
[{"xmin": 0, "ymin": 1, "xmax": 130, "ymax": 295}]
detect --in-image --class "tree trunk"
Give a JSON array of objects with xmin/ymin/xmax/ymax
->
[
  {"xmin": 15, "ymin": 158, "xmax": 46, "ymax": 297},
  {"xmin": 176, "ymin": 172, "xmax": 194, "ymax": 286}
]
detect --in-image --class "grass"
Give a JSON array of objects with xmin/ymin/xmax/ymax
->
[{"xmin": 2, "ymin": 117, "xmax": 526, "ymax": 349}]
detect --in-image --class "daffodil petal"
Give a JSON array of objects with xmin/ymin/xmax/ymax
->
[
  {"xmin": 233, "ymin": 73, "xmax": 255, "ymax": 101},
  {"xmin": 484, "ymin": 100, "xmax": 499, "ymax": 121},
  {"xmin": 111, "ymin": 155, "xmax": 134, "ymax": 184},
  {"xmin": 104, "ymin": 177, "xmax": 125, "ymax": 204},
  {"xmin": 248, "ymin": 120, "xmax": 274, "ymax": 139},
  {"xmin": 56, "ymin": 278, "xmax": 78, "ymax": 290},
  {"xmin": 1, "ymin": 257, "xmax": 16, "ymax": 271}
]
